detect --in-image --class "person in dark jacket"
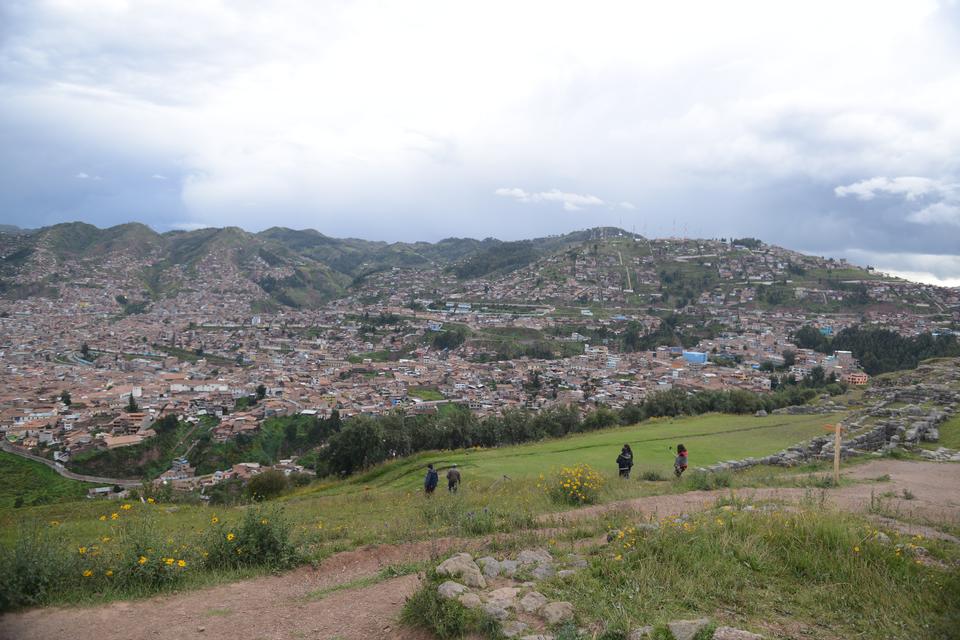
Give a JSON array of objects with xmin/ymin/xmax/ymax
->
[
  {"xmin": 674, "ymin": 444, "xmax": 688, "ymax": 478},
  {"xmin": 424, "ymin": 463, "xmax": 439, "ymax": 495},
  {"xmin": 446, "ymin": 464, "xmax": 461, "ymax": 492},
  {"xmin": 616, "ymin": 444, "xmax": 634, "ymax": 479}
]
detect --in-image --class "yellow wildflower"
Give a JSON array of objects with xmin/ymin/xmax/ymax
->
[
  {"xmin": 111, "ymin": 513, "xmax": 119, "ymax": 520},
  {"xmin": 211, "ymin": 516, "xmax": 219, "ymax": 524},
  {"xmin": 165, "ymin": 558, "xmax": 174, "ymax": 566},
  {"xmin": 147, "ymin": 497, "xmax": 155, "ymax": 504},
  {"xmin": 138, "ymin": 556, "xmax": 148, "ymax": 565},
  {"xmin": 105, "ymin": 569, "xmax": 113, "ymax": 577},
  {"xmin": 226, "ymin": 532, "xmax": 235, "ymax": 541},
  {"xmin": 177, "ymin": 559, "xmax": 186, "ymax": 568},
  {"xmin": 82, "ymin": 570, "xmax": 93, "ymax": 578},
  {"xmin": 78, "ymin": 547, "xmax": 87, "ymax": 555},
  {"xmin": 853, "ymin": 546, "xmax": 860, "ymax": 553},
  {"xmin": 121, "ymin": 504, "xmax": 132, "ymax": 511}
]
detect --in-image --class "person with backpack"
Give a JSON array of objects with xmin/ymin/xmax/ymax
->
[
  {"xmin": 446, "ymin": 464, "xmax": 461, "ymax": 492},
  {"xmin": 424, "ymin": 463, "xmax": 439, "ymax": 495},
  {"xmin": 674, "ymin": 444, "xmax": 688, "ymax": 478},
  {"xmin": 616, "ymin": 444, "xmax": 634, "ymax": 479}
]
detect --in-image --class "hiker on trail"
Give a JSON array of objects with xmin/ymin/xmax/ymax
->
[
  {"xmin": 674, "ymin": 444, "xmax": 688, "ymax": 478},
  {"xmin": 447, "ymin": 464, "xmax": 461, "ymax": 492},
  {"xmin": 616, "ymin": 444, "xmax": 634, "ymax": 479},
  {"xmin": 424, "ymin": 463, "xmax": 439, "ymax": 495}
]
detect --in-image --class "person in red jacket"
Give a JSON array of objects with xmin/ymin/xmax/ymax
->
[{"xmin": 674, "ymin": 444, "xmax": 688, "ymax": 478}]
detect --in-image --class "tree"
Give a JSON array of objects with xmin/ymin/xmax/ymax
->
[
  {"xmin": 154, "ymin": 414, "xmax": 178, "ymax": 434},
  {"xmin": 60, "ymin": 390, "xmax": 72, "ymax": 406},
  {"xmin": 247, "ymin": 469, "xmax": 289, "ymax": 501},
  {"xmin": 125, "ymin": 394, "xmax": 139, "ymax": 413},
  {"xmin": 256, "ymin": 384, "xmax": 267, "ymax": 400},
  {"xmin": 782, "ymin": 350, "xmax": 796, "ymax": 368}
]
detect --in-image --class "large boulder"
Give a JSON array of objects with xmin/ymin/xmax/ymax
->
[
  {"xmin": 458, "ymin": 592, "xmax": 482, "ymax": 609},
  {"xmin": 486, "ymin": 587, "xmax": 520, "ymax": 609},
  {"xmin": 540, "ymin": 601, "xmax": 574, "ymax": 625},
  {"xmin": 437, "ymin": 581, "xmax": 468, "ymax": 600},
  {"xmin": 477, "ymin": 556, "xmax": 502, "ymax": 578},
  {"xmin": 531, "ymin": 563, "xmax": 556, "ymax": 580},
  {"xmin": 483, "ymin": 601, "xmax": 510, "ymax": 620},
  {"xmin": 517, "ymin": 548, "xmax": 553, "ymax": 565},
  {"xmin": 436, "ymin": 553, "xmax": 486, "ymax": 588},
  {"xmin": 668, "ymin": 618, "xmax": 711, "ymax": 640},
  {"xmin": 519, "ymin": 591, "xmax": 548, "ymax": 613},
  {"xmin": 500, "ymin": 559, "xmax": 519, "ymax": 577}
]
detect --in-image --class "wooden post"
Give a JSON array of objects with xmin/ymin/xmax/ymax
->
[{"xmin": 833, "ymin": 423, "xmax": 842, "ymax": 486}]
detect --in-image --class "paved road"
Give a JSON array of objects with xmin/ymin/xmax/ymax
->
[{"xmin": 0, "ymin": 440, "xmax": 142, "ymax": 487}]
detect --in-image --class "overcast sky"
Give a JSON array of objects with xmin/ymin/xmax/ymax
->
[{"xmin": 1, "ymin": 1, "xmax": 958, "ymax": 285}]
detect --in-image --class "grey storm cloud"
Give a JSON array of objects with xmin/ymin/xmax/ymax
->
[{"xmin": 0, "ymin": 0, "xmax": 958, "ymax": 283}]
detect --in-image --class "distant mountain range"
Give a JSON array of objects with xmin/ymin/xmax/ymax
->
[
  {"xmin": 0, "ymin": 222, "xmax": 941, "ymax": 311},
  {"xmin": 0, "ymin": 222, "xmax": 641, "ymax": 306}
]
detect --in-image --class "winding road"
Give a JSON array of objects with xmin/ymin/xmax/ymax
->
[{"xmin": 0, "ymin": 440, "xmax": 142, "ymax": 487}]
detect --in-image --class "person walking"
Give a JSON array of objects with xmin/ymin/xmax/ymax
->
[
  {"xmin": 616, "ymin": 444, "xmax": 634, "ymax": 479},
  {"xmin": 424, "ymin": 463, "xmax": 439, "ymax": 495},
  {"xmin": 446, "ymin": 464, "xmax": 461, "ymax": 492},
  {"xmin": 674, "ymin": 444, "xmax": 688, "ymax": 478}
]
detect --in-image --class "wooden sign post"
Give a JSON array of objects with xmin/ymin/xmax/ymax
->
[{"xmin": 824, "ymin": 424, "xmax": 841, "ymax": 486}]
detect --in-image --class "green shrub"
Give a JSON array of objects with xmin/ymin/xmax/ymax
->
[
  {"xmin": 640, "ymin": 470, "xmax": 665, "ymax": 482},
  {"xmin": 202, "ymin": 505, "xmax": 298, "ymax": 571},
  {"xmin": 247, "ymin": 469, "xmax": 289, "ymax": 501},
  {"xmin": 0, "ymin": 523, "xmax": 75, "ymax": 611},
  {"xmin": 687, "ymin": 471, "xmax": 731, "ymax": 491},
  {"xmin": 400, "ymin": 574, "xmax": 500, "ymax": 639}
]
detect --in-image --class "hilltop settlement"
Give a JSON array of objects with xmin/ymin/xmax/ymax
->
[{"xmin": 1, "ymin": 224, "xmax": 958, "ymax": 493}]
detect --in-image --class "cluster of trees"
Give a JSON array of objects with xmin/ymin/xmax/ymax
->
[
  {"xmin": 432, "ymin": 327, "xmax": 467, "ymax": 350},
  {"xmin": 316, "ymin": 385, "xmax": 822, "ymax": 477},
  {"xmin": 793, "ymin": 325, "xmax": 960, "ymax": 375}
]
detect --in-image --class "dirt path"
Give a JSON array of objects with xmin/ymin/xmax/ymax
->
[
  {"xmin": 549, "ymin": 459, "xmax": 960, "ymax": 530},
  {"xmin": 2, "ymin": 460, "xmax": 957, "ymax": 640}
]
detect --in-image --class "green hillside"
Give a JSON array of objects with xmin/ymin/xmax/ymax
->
[
  {"xmin": 330, "ymin": 411, "xmax": 836, "ymax": 491},
  {"xmin": 0, "ymin": 452, "xmax": 95, "ymax": 509}
]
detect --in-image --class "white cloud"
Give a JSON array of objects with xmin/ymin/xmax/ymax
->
[
  {"xmin": 74, "ymin": 172, "xmax": 89, "ymax": 179},
  {"xmin": 495, "ymin": 187, "xmax": 609, "ymax": 211},
  {"xmin": 842, "ymin": 249, "xmax": 960, "ymax": 287},
  {"xmin": 151, "ymin": 174, "xmax": 168, "ymax": 180},
  {"xmin": 835, "ymin": 175, "xmax": 960, "ymax": 227},
  {"xmin": 2, "ymin": 0, "xmax": 959, "ymax": 259},
  {"xmin": 834, "ymin": 176, "xmax": 944, "ymax": 200},
  {"xmin": 907, "ymin": 201, "xmax": 960, "ymax": 226}
]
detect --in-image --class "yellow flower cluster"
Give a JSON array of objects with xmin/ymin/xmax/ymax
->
[{"xmin": 543, "ymin": 464, "xmax": 604, "ymax": 504}]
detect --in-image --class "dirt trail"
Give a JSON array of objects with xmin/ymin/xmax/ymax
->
[
  {"xmin": 2, "ymin": 460, "xmax": 957, "ymax": 640},
  {"xmin": 550, "ymin": 459, "xmax": 960, "ymax": 529}
]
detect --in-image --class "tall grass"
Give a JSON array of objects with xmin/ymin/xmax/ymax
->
[{"xmin": 545, "ymin": 508, "xmax": 960, "ymax": 639}]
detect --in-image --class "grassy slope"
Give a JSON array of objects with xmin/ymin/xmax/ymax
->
[
  {"xmin": 0, "ymin": 411, "xmax": 839, "ymax": 549},
  {"xmin": 338, "ymin": 412, "xmax": 837, "ymax": 490},
  {"xmin": 0, "ymin": 452, "xmax": 95, "ymax": 509}
]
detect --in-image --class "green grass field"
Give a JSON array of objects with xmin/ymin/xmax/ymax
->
[
  {"xmin": 337, "ymin": 412, "xmax": 837, "ymax": 491},
  {"xmin": 0, "ymin": 451, "xmax": 95, "ymax": 509}
]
